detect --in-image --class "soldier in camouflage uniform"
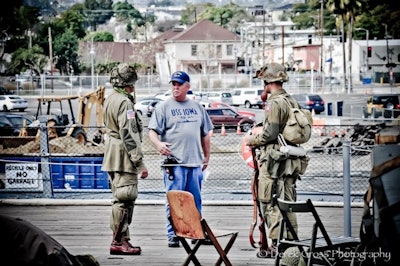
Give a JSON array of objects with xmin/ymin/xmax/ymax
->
[
  {"xmin": 102, "ymin": 63, "xmax": 148, "ymax": 255},
  {"xmin": 246, "ymin": 63, "xmax": 309, "ymax": 258}
]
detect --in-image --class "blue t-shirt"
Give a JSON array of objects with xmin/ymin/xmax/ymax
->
[{"xmin": 148, "ymin": 98, "xmax": 214, "ymax": 166}]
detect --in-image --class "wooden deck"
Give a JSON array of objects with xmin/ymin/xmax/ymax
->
[{"xmin": 0, "ymin": 199, "xmax": 363, "ymax": 266}]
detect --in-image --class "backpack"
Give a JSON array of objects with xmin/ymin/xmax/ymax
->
[{"xmin": 278, "ymin": 95, "xmax": 313, "ymax": 145}]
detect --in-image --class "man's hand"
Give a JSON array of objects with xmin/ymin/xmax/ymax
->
[
  {"xmin": 245, "ymin": 134, "xmax": 255, "ymax": 147},
  {"xmin": 157, "ymin": 142, "xmax": 172, "ymax": 156},
  {"xmin": 137, "ymin": 161, "xmax": 148, "ymax": 179},
  {"xmin": 139, "ymin": 167, "xmax": 148, "ymax": 179},
  {"xmin": 202, "ymin": 160, "xmax": 208, "ymax": 171}
]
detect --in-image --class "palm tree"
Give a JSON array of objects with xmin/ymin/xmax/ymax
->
[{"xmin": 326, "ymin": 0, "xmax": 364, "ymax": 93}]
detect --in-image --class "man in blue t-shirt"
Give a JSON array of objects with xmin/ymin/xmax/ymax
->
[{"xmin": 148, "ymin": 71, "xmax": 214, "ymax": 248}]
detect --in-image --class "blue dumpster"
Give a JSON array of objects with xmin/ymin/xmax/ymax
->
[
  {"xmin": 0, "ymin": 155, "xmax": 109, "ymax": 190},
  {"xmin": 51, "ymin": 156, "xmax": 108, "ymax": 189},
  {"xmin": 362, "ymin": 78, "xmax": 372, "ymax": 84}
]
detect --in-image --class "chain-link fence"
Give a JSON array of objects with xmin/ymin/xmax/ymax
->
[
  {"xmin": 1, "ymin": 71, "xmax": 377, "ymax": 98},
  {"xmin": 0, "ymin": 122, "xmax": 386, "ymax": 202}
]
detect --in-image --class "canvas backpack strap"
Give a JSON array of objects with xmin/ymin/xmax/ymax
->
[{"xmin": 279, "ymin": 94, "xmax": 299, "ymax": 109}]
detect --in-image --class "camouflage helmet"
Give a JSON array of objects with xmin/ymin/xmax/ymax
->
[
  {"xmin": 110, "ymin": 63, "xmax": 139, "ymax": 88},
  {"xmin": 254, "ymin": 62, "xmax": 288, "ymax": 83}
]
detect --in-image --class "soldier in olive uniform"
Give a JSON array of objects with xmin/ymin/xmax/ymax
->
[
  {"xmin": 102, "ymin": 63, "xmax": 148, "ymax": 255},
  {"xmin": 246, "ymin": 63, "xmax": 309, "ymax": 257}
]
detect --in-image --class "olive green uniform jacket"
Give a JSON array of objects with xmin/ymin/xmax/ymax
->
[
  {"xmin": 247, "ymin": 89, "xmax": 308, "ymax": 179},
  {"xmin": 101, "ymin": 91, "xmax": 144, "ymax": 183}
]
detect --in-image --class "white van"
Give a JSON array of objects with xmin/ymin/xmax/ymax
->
[
  {"xmin": 206, "ymin": 91, "xmax": 233, "ymax": 105},
  {"xmin": 231, "ymin": 88, "xmax": 264, "ymax": 109}
]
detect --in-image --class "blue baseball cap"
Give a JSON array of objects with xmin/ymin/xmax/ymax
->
[{"xmin": 170, "ymin": 71, "xmax": 190, "ymax": 84}]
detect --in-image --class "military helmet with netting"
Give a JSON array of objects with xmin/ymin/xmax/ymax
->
[
  {"xmin": 110, "ymin": 63, "xmax": 138, "ymax": 87},
  {"xmin": 254, "ymin": 62, "xmax": 288, "ymax": 83}
]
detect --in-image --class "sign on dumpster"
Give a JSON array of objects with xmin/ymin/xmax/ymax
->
[{"xmin": 4, "ymin": 163, "xmax": 42, "ymax": 190}]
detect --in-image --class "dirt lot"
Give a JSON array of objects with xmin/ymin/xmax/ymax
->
[{"xmin": 0, "ymin": 136, "xmax": 104, "ymax": 155}]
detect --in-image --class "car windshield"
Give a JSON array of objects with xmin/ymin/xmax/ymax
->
[
  {"xmin": 7, "ymin": 116, "xmax": 31, "ymax": 126},
  {"xmin": 9, "ymin": 96, "xmax": 22, "ymax": 100}
]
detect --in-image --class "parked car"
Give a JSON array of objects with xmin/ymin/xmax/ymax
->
[
  {"xmin": 230, "ymin": 88, "xmax": 264, "ymax": 109},
  {"xmin": 205, "ymin": 107, "xmax": 254, "ymax": 132},
  {"xmin": 363, "ymin": 94, "xmax": 400, "ymax": 118},
  {"xmin": 155, "ymin": 90, "xmax": 197, "ymax": 101},
  {"xmin": 135, "ymin": 97, "xmax": 163, "ymax": 116},
  {"xmin": 192, "ymin": 91, "xmax": 208, "ymax": 102},
  {"xmin": 0, "ymin": 114, "xmax": 33, "ymax": 136},
  {"xmin": 0, "ymin": 115, "xmax": 14, "ymax": 136},
  {"xmin": 0, "ymin": 87, "xmax": 13, "ymax": 95},
  {"xmin": 324, "ymin": 76, "xmax": 341, "ymax": 86},
  {"xmin": 203, "ymin": 102, "xmax": 256, "ymax": 120},
  {"xmin": 146, "ymin": 100, "xmax": 161, "ymax": 117},
  {"xmin": 291, "ymin": 94, "xmax": 325, "ymax": 114},
  {"xmin": 206, "ymin": 91, "xmax": 233, "ymax": 105},
  {"xmin": 0, "ymin": 95, "xmax": 28, "ymax": 112}
]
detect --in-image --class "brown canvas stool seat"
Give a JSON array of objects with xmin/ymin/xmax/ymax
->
[{"xmin": 167, "ymin": 190, "xmax": 239, "ymax": 266}]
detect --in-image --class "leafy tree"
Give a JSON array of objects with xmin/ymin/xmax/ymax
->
[
  {"xmin": 87, "ymin": 31, "xmax": 114, "ymax": 42},
  {"xmin": 58, "ymin": 7, "xmax": 87, "ymax": 39},
  {"xmin": 291, "ymin": 1, "xmax": 336, "ymax": 35},
  {"xmin": 181, "ymin": 3, "xmax": 204, "ymax": 25},
  {"xmin": 53, "ymin": 29, "xmax": 79, "ymax": 75},
  {"xmin": 0, "ymin": 2, "xmax": 40, "ymax": 58},
  {"xmin": 34, "ymin": 6, "xmax": 86, "ymax": 76},
  {"xmin": 113, "ymin": 1, "xmax": 140, "ymax": 22},
  {"xmin": 354, "ymin": 1, "xmax": 400, "ymax": 39},
  {"xmin": 181, "ymin": 2, "xmax": 251, "ymax": 32},
  {"xmin": 113, "ymin": 1, "xmax": 156, "ymax": 41},
  {"xmin": 8, "ymin": 44, "xmax": 48, "ymax": 76},
  {"xmin": 84, "ymin": 0, "xmax": 113, "ymax": 31},
  {"xmin": 291, "ymin": 3, "xmax": 317, "ymax": 29}
]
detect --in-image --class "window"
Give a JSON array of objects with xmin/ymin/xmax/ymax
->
[
  {"xmin": 222, "ymin": 109, "xmax": 236, "ymax": 116},
  {"xmin": 232, "ymin": 90, "xmax": 241, "ymax": 96},
  {"xmin": 216, "ymin": 45, "xmax": 222, "ymax": 58},
  {"xmin": 227, "ymin": 44, "xmax": 233, "ymax": 56},
  {"xmin": 191, "ymin": 45, "xmax": 197, "ymax": 56},
  {"xmin": 206, "ymin": 109, "xmax": 223, "ymax": 116}
]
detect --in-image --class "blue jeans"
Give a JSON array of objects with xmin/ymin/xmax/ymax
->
[{"xmin": 164, "ymin": 166, "xmax": 203, "ymax": 239}]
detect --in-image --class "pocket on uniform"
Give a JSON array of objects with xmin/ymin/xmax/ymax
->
[
  {"xmin": 115, "ymin": 185, "xmax": 138, "ymax": 201},
  {"xmin": 258, "ymin": 177, "xmax": 273, "ymax": 203}
]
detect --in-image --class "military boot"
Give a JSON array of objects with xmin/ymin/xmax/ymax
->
[{"xmin": 110, "ymin": 237, "xmax": 141, "ymax": 255}]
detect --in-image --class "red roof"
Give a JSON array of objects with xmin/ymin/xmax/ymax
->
[{"xmin": 167, "ymin": 19, "xmax": 240, "ymax": 42}]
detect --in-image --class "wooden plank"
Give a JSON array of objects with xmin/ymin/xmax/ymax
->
[{"xmin": 0, "ymin": 203, "xmax": 363, "ymax": 266}]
